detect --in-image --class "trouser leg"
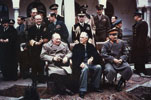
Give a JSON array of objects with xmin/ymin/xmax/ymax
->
[
  {"xmin": 90, "ymin": 64, "xmax": 102, "ymax": 89},
  {"xmin": 104, "ymin": 63, "xmax": 117, "ymax": 83},
  {"xmin": 79, "ymin": 65, "xmax": 89, "ymax": 92}
]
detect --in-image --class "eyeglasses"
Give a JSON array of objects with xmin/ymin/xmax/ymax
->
[{"xmin": 109, "ymin": 33, "xmax": 118, "ymax": 36}]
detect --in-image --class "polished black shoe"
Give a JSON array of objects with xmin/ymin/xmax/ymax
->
[
  {"xmin": 65, "ymin": 89, "xmax": 74, "ymax": 96},
  {"xmin": 116, "ymin": 77, "xmax": 125, "ymax": 92},
  {"xmin": 79, "ymin": 91, "xmax": 85, "ymax": 98}
]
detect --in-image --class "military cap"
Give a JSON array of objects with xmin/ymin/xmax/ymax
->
[
  {"xmin": 9, "ymin": 19, "xmax": 15, "ymax": 24},
  {"xmin": 2, "ymin": 18, "xmax": 9, "ymax": 24},
  {"xmin": 38, "ymin": 9, "xmax": 45, "ymax": 14},
  {"xmin": 108, "ymin": 28, "xmax": 118, "ymax": 34},
  {"xmin": 96, "ymin": 4, "xmax": 104, "ymax": 10},
  {"xmin": 134, "ymin": 12, "xmax": 142, "ymax": 17},
  {"xmin": 112, "ymin": 16, "xmax": 118, "ymax": 20},
  {"xmin": 31, "ymin": 8, "xmax": 38, "ymax": 13},
  {"xmin": 114, "ymin": 19, "xmax": 122, "ymax": 26},
  {"xmin": 78, "ymin": 10, "xmax": 86, "ymax": 16},
  {"xmin": 49, "ymin": 4, "xmax": 58, "ymax": 10},
  {"xmin": 80, "ymin": 4, "xmax": 88, "ymax": 10}
]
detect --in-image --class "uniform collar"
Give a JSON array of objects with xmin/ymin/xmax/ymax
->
[{"xmin": 109, "ymin": 39, "xmax": 119, "ymax": 44}]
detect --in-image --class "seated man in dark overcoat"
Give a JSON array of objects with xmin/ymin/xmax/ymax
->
[{"xmin": 72, "ymin": 32, "xmax": 103, "ymax": 98}]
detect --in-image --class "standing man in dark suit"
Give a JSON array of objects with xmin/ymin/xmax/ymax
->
[
  {"xmin": 28, "ymin": 15, "xmax": 49, "ymax": 86},
  {"xmin": 49, "ymin": 4, "xmax": 64, "ymax": 22},
  {"xmin": 94, "ymin": 4, "xmax": 111, "ymax": 42},
  {"xmin": 131, "ymin": 12, "xmax": 148, "ymax": 75},
  {"xmin": 72, "ymin": 11, "xmax": 92, "ymax": 44},
  {"xmin": 16, "ymin": 16, "xmax": 30, "ymax": 79},
  {"xmin": 0, "ymin": 19, "xmax": 18, "ymax": 81},
  {"xmin": 47, "ymin": 12, "xmax": 69, "ymax": 43}
]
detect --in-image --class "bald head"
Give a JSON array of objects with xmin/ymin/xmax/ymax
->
[
  {"xmin": 35, "ymin": 14, "xmax": 42, "ymax": 25},
  {"xmin": 52, "ymin": 33, "xmax": 61, "ymax": 45}
]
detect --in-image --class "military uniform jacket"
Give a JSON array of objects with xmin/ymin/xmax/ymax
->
[
  {"xmin": 72, "ymin": 23, "xmax": 92, "ymax": 42},
  {"xmin": 101, "ymin": 39, "xmax": 127, "ymax": 63},
  {"xmin": 131, "ymin": 19, "xmax": 148, "ymax": 63},
  {"xmin": 46, "ymin": 20, "xmax": 69, "ymax": 43},
  {"xmin": 57, "ymin": 14, "xmax": 64, "ymax": 22},
  {"xmin": 40, "ymin": 41, "xmax": 72, "ymax": 75},
  {"xmin": 28, "ymin": 25, "xmax": 48, "ymax": 60},
  {"xmin": 94, "ymin": 14, "xmax": 111, "ymax": 42},
  {"xmin": 25, "ymin": 17, "xmax": 35, "ymax": 31},
  {"xmin": 101, "ymin": 39, "xmax": 132, "ymax": 80}
]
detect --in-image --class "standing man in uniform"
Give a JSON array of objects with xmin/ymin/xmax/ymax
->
[
  {"xmin": 131, "ymin": 12, "xmax": 148, "ymax": 75},
  {"xmin": 72, "ymin": 11, "xmax": 92, "ymax": 44},
  {"xmin": 114, "ymin": 19, "xmax": 123, "ymax": 39},
  {"xmin": 25, "ymin": 8, "xmax": 38, "ymax": 31},
  {"xmin": 101, "ymin": 28, "xmax": 133, "ymax": 91},
  {"xmin": 47, "ymin": 12, "xmax": 69, "ymax": 43},
  {"xmin": 28, "ymin": 15, "xmax": 48, "ymax": 86},
  {"xmin": 49, "ymin": 4, "xmax": 64, "ymax": 22},
  {"xmin": 80, "ymin": 4, "xmax": 96, "ymax": 45},
  {"xmin": 94, "ymin": 4, "xmax": 111, "ymax": 42}
]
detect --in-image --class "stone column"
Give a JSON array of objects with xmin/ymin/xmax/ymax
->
[
  {"xmin": 12, "ymin": 0, "xmax": 20, "ymax": 28},
  {"xmin": 146, "ymin": 7, "xmax": 151, "ymax": 37},
  {"xmin": 14, "ymin": 8, "xmax": 19, "ymax": 28},
  {"xmin": 55, "ymin": 0, "xmax": 63, "ymax": 15},
  {"xmin": 64, "ymin": 0, "xmax": 75, "ymax": 42}
]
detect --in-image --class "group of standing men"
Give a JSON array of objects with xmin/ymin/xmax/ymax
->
[{"xmin": 0, "ymin": 2, "xmax": 149, "ymax": 98}]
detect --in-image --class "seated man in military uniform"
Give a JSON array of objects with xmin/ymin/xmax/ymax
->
[
  {"xmin": 101, "ymin": 28, "xmax": 133, "ymax": 91},
  {"xmin": 40, "ymin": 33, "xmax": 73, "ymax": 95}
]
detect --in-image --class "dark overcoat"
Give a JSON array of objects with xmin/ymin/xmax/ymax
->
[
  {"xmin": 94, "ymin": 14, "xmax": 111, "ymax": 42},
  {"xmin": 0, "ymin": 26, "xmax": 18, "ymax": 79},
  {"xmin": 131, "ymin": 20, "xmax": 148, "ymax": 63}
]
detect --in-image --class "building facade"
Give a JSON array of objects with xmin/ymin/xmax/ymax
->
[{"xmin": 0, "ymin": 0, "xmax": 151, "ymax": 41}]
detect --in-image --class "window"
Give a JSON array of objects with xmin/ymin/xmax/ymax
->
[
  {"xmin": 0, "ymin": 4, "xmax": 9, "ymax": 19},
  {"xmin": 27, "ymin": 1, "xmax": 46, "ymax": 17}
]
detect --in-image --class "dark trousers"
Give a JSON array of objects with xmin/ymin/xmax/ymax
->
[
  {"xmin": 19, "ymin": 50, "xmax": 31, "ymax": 78},
  {"xmin": 49, "ymin": 74, "xmax": 70, "ymax": 93}
]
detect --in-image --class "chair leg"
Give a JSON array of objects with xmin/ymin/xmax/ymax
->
[{"xmin": 102, "ymin": 73, "xmax": 105, "ymax": 85}]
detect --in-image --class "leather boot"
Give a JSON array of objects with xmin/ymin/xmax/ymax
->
[{"xmin": 116, "ymin": 77, "xmax": 125, "ymax": 92}]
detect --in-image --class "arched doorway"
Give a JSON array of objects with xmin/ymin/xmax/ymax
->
[
  {"xmin": 105, "ymin": 1, "xmax": 114, "ymax": 20},
  {"xmin": 27, "ymin": 1, "xmax": 46, "ymax": 17},
  {"xmin": 0, "ymin": 4, "xmax": 9, "ymax": 19}
]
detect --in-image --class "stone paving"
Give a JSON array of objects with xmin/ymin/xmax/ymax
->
[{"xmin": 0, "ymin": 64, "xmax": 151, "ymax": 100}]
